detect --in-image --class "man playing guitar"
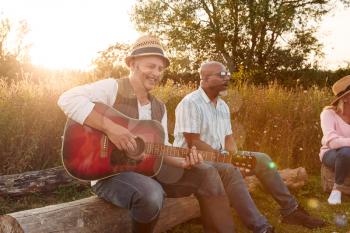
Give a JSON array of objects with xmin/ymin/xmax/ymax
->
[{"xmin": 58, "ymin": 35, "xmax": 236, "ymax": 233}]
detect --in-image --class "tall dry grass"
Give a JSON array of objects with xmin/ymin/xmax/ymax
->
[
  {"xmin": 226, "ymin": 82, "xmax": 332, "ymax": 171},
  {"xmin": 0, "ymin": 72, "xmax": 95, "ymax": 174},
  {"xmin": 0, "ymin": 76, "xmax": 333, "ymax": 175}
]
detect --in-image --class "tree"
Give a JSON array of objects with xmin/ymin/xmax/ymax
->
[
  {"xmin": 0, "ymin": 17, "xmax": 31, "ymax": 81},
  {"xmin": 132, "ymin": 0, "xmax": 350, "ymax": 83},
  {"xmin": 92, "ymin": 43, "xmax": 130, "ymax": 79}
]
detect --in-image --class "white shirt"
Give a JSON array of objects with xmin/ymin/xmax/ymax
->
[
  {"xmin": 57, "ymin": 78, "xmax": 170, "ymax": 185},
  {"xmin": 173, "ymin": 87, "xmax": 232, "ymax": 150}
]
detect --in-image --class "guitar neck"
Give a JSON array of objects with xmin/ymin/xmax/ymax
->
[{"xmin": 144, "ymin": 143, "xmax": 233, "ymax": 164}]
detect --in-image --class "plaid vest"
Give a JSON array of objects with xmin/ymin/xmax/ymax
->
[{"xmin": 113, "ymin": 78, "xmax": 165, "ymax": 122}]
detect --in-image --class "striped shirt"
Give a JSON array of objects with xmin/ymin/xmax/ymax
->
[{"xmin": 173, "ymin": 87, "xmax": 232, "ymax": 150}]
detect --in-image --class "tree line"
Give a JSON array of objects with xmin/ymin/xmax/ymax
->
[{"xmin": 1, "ymin": 0, "xmax": 350, "ymax": 87}]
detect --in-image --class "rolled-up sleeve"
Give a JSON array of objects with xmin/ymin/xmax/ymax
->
[
  {"xmin": 57, "ymin": 78, "xmax": 118, "ymax": 124},
  {"xmin": 321, "ymin": 110, "xmax": 350, "ymax": 149}
]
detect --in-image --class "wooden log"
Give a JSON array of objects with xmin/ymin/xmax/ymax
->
[
  {"xmin": 0, "ymin": 167, "xmax": 87, "ymax": 197},
  {"xmin": 0, "ymin": 196, "xmax": 200, "ymax": 233},
  {"xmin": 0, "ymin": 166, "xmax": 308, "ymax": 197},
  {"xmin": 321, "ymin": 164, "xmax": 350, "ymax": 194},
  {"xmin": 245, "ymin": 166, "xmax": 308, "ymax": 191},
  {"xmin": 0, "ymin": 167, "xmax": 308, "ymax": 233}
]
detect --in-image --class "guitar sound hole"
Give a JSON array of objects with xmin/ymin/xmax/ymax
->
[
  {"xmin": 109, "ymin": 137, "xmax": 145, "ymax": 166},
  {"xmin": 110, "ymin": 149, "xmax": 129, "ymax": 165}
]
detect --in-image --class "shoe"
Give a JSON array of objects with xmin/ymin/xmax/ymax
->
[
  {"xmin": 282, "ymin": 206, "xmax": 326, "ymax": 229},
  {"xmin": 328, "ymin": 190, "xmax": 341, "ymax": 205}
]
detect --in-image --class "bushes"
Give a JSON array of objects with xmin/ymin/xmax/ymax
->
[{"xmin": 0, "ymin": 76, "xmax": 334, "ymax": 175}]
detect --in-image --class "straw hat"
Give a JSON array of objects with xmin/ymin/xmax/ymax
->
[
  {"xmin": 125, "ymin": 35, "xmax": 170, "ymax": 68},
  {"xmin": 331, "ymin": 75, "xmax": 350, "ymax": 105}
]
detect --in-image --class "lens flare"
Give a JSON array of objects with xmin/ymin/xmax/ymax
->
[
  {"xmin": 268, "ymin": 162, "xmax": 276, "ymax": 169},
  {"xmin": 307, "ymin": 198, "xmax": 320, "ymax": 209}
]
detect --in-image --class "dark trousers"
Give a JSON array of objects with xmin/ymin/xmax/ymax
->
[{"xmin": 322, "ymin": 146, "xmax": 350, "ymax": 185}]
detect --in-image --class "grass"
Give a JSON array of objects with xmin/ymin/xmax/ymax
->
[
  {"xmin": 0, "ymin": 74, "xmax": 347, "ymax": 232},
  {"xmin": 168, "ymin": 175, "xmax": 350, "ymax": 233}
]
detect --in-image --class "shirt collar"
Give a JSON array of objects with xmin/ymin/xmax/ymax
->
[
  {"xmin": 198, "ymin": 87, "xmax": 222, "ymax": 106},
  {"xmin": 198, "ymin": 87, "xmax": 211, "ymax": 103}
]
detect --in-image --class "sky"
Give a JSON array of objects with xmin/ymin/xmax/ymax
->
[{"xmin": 1, "ymin": 0, "xmax": 350, "ymax": 70}]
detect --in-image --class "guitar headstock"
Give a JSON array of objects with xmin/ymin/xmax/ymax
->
[{"xmin": 230, "ymin": 152, "xmax": 256, "ymax": 169}]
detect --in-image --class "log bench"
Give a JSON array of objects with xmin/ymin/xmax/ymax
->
[
  {"xmin": 0, "ymin": 196, "xmax": 200, "ymax": 233},
  {"xmin": 0, "ymin": 167, "xmax": 308, "ymax": 233},
  {"xmin": 0, "ymin": 167, "xmax": 87, "ymax": 197},
  {"xmin": 320, "ymin": 164, "xmax": 350, "ymax": 194}
]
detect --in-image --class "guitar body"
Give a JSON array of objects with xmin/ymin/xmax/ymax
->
[{"xmin": 61, "ymin": 105, "xmax": 165, "ymax": 181}]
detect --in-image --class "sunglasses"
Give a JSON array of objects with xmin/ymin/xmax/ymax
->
[{"xmin": 209, "ymin": 71, "xmax": 231, "ymax": 79}]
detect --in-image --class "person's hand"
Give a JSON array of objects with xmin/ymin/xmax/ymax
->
[
  {"xmin": 239, "ymin": 167, "xmax": 252, "ymax": 177},
  {"xmin": 163, "ymin": 146, "xmax": 203, "ymax": 169},
  {"xmin": 105, "ymin": 123, "xmax": 137, "ymax": 152},
  {"xmin": 183, "ymin": 146, "xmax": 203, "ymax": 169}
]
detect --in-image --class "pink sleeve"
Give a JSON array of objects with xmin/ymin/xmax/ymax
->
[{"xmin": 320, "ymin": 110, "xmax": 350, "ymax": 149}]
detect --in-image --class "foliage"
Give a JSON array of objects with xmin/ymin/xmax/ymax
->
[
  {"xmin": 0, "ymin": 70, "xmax": 95, "ymax": 175},
  {"xmin": 132, "ymin": 0, "xmax": 350, "ymax": 83},
  {"xmin": 92, "ymin": 43, "xmax": 130, "ymax": 79},
  {"xmin": 0, "ymin": 17, "xmax": 31, "ymax": 82}
]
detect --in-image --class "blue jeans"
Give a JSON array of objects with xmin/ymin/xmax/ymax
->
[
  {"xmin": 322, "ymin": 146, "xmax": 350, "ymax": 185},
  {"xmin": 239, "ymin": 151, "xmax": 298, "ymax": 217},
  {"xmin": 92, "ymin": 163, "xmax": 228, "ymax": 223}
]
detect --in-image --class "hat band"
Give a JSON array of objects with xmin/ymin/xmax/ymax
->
[
  {"xmin": 131, "ymin": 47, "xmax": 164, "ymax": 56},
  {"xmin": 336, "ymin": 84, "xmax": 350, "ymax": 97}
]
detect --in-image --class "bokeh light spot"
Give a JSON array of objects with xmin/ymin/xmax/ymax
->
[
  {"xmin": 307, "ymin": 198, "xmax": 320, "ymax": 209},
  {"xmin": 334, "ymin": 213, "xmax": 348, "ymax": 227},
  {"xmin": 268, "ymin": 162, "xmax": 276, "ymax": 169}
]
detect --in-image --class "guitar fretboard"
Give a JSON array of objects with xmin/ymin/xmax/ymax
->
[{"xmin": 144, "ymin": 143, "xmax": 248, "ymax": 165}]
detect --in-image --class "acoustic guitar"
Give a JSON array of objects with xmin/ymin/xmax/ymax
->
[{"xmin": 61, "ymin": 103, "xmax": 256, "ymax": 181}]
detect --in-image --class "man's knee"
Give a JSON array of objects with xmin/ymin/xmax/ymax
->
[
  {"xmin": 195, "ymin": 164, "xmax": 226, "ymax": 196},
  {"xmin": 132, "ymin": 189, "xmax": 164, "ymax": 223}
]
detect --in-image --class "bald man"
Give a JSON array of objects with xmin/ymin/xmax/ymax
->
[{"xmin": 173, "ymin": 61, "xmax": 325, "ymax": 233}]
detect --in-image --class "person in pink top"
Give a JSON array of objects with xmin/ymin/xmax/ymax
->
[{"xmin": 320, "ymin": 75, "xmax": 350, "ymax": 205}]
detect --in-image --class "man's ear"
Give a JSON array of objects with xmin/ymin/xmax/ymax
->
[{"xmin": 129, "ymin": 58, "xmax": 136, "ymax": 70}]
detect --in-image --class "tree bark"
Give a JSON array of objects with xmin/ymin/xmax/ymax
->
[
  {"xmin": 0, "ymin": 167, "xmax": 87, "ymax": 197},
  {"xmin": 244, "ymin": 166, "xmax": 308, "ymax": 191},
  {"xmin": 0, "ymin": 196, "xmax": 200, "ymax": 233},
  {"xmin": 321, "ymin": 164, "xmax": 350, "ymax": 194}
]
